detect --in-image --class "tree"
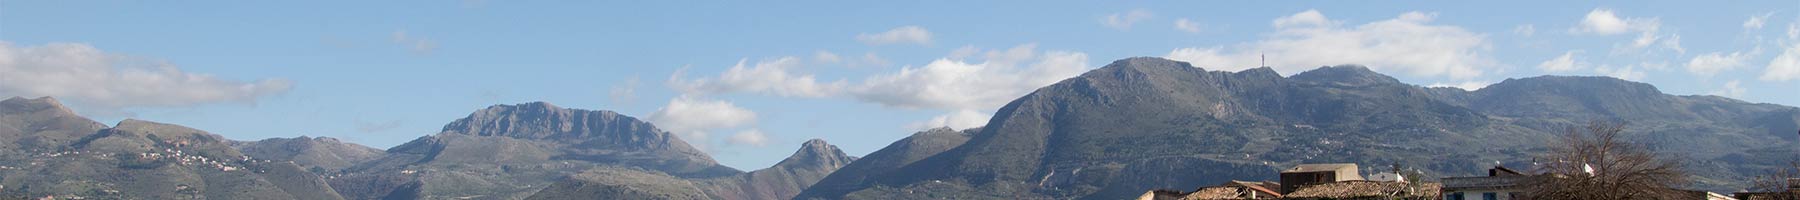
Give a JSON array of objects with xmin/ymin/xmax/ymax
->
[
  {"xmin": 1747, "ymin": 161, "xmax": 1800, "ymax": 200},
  {"xmin": 1526, "ymin": 121, "xmax": 1690, "ymax": 200}
]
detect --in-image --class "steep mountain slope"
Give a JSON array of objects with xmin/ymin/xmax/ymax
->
[
  {"xmin": 234, "ymin": 136, "xmax": 385, "ymax": 172},
  {"xmin": 0, "ymin": 97, "xmax": 345, "ymax": 199},
  {"xmin": 0, "ymin": 97, "xmax": 106, "ymax": 152},
  {"xmin": 817, "ymin": 57, "xmax": 1800, "ymax": 199},
  {"xmin": 794, "ymin": 127, "xmax": 977, "ymax": 199},
  {"xmin": 524, "ymin": 139, "xmax": 856, "ymax": 200}
]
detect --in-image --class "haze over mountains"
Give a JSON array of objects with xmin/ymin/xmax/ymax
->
[{"xmin": 0, "ymin": 57, "xmax": 1794, "ymax": 199}]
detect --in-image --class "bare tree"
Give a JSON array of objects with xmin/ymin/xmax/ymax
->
[
  {"xmin": 1747, "ymin": 161, "xmax": 1800, "ymax": 200},
  {"xmin": 1526, "ymin": 121, "xmax": 1690, "ymax": 200}
]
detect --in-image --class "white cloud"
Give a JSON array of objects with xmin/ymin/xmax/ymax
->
[
  {"xmin": 1164, "ymin": 10, "xmax": 1494, "ymax": 79},
  {"xmin": 906, "ymin": 109, "xmax": 991, "ymax": 131},
  {"xmin": 665, "ymin": 43, "xmax": 1085, "ymax": 112},
  {"xmin": 1570, "ymin": 9, "xmax": 1682, "ymax": 54},
  {"xmin": 1686, "ymin": 51, "xmax": 1753, "ymax": 76},
  {"xmin": 849, "ymin": 44, "xmax": 1089, "ymax": 110},
  {"xmin": 1709, "ymin": 80, "xmax": 1747, "ymax": 98},
  {"xmin": 1631, "ymin": 32, "xmax": 1661, "ymax": 48},
  {"xmin": 725, "ymin": 129, "xmax": 771, "ymax": 147},
  {"xmin": 1594, "ymin": 64, "xmax": 1647, "ymax": 81},
  {"xmin": 1763, "ymin": 44, "xmax": 1800, "ymax": 81},
  {"xmin": 391, "ymin": 30, "xmax": 437, "ymax": 54},
  {"xmin": 668, "ymin": 57, "xmax": 846, "ymax": 97},
  {"xmin": 646, "ymin": 95, "xmax": 757, "ymax": 143},
  {"xmin": 1572, "ymin": 9, "xmax": 1659, "ymax": 35},
  {"xmin": 1514, "ymin": 24, "xmax": 1536, "ymax": 37},
  {"xmin": 1102, "ymin": 9, "xmax": 1153, "ymax": 30},
  {"xmin": 663, "ymin": 44, "xmax": 1086, "ymax": 133},
  {"xmin": 1427, "ymin": 81, "xmax": 1493, "ymax": 91},
  {"xmin": 1538, "ymin": 51, "xmax": 1586, "ymax": 72},
  {"xmin": 1273, "ymin": 9, "xmax": 1335, "ymax": 28},
  {"xmin": 1174, "ymin": 18, "xmax": 1204, "ymax": 33},
  {"xmin": 1745, "ymin": 13, "xmax": 1772, "ymax": 30},
  {"xmin": 1660, "ymin": 33, "xmax": 1684, "ymax": 54},
  {"xmin": 812, "ymin": 51, "xmax": 891, "ymax": 68},
  {"xmin": 813, "ymin": 51, "xmax": 842, "ymax": 64},
  {"xmin": 0, "ymin": 41, "xmax": 293, "ymax": 117},
  {"xmin": 856, "ymin": 26, "xmax": 933, "ymax": 46}
]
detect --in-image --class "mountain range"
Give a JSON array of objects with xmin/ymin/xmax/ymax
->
[
  {"xmin": 797, "ymin": 57, "xmax": 1800, "ymax": 199},
  {"xmin": 0, "ymin": 57, "xmax": 1793, "ymax": 199}
]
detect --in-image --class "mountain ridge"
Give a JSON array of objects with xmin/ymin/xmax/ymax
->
[{"xmin": 814, "ymin": 57, "xmax": 1799, "ymax": 199}]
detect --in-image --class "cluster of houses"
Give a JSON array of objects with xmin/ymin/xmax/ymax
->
[
  {"xmin": 128, "ymin": 148, "xmax": 268, "ymax": 172},
  {"xmin": 1139, "ymin": 163, "xmax": 1773, "ymax": 200}
]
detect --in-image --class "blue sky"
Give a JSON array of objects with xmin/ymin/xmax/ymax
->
[{"xmin": 2, "ymin": 1, "xmax": 1797, "ymax": 170}]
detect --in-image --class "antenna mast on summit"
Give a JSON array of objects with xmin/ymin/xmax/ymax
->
[{"xmin": 1261, "ymin": 53, "xmax": 1266, "ymax": 67}]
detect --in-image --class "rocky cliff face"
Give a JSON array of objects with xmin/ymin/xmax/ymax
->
[{"xmin": 331, "ymin": 102, "xmax": 737, "ymax": 199}]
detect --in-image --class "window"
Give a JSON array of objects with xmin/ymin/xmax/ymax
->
[
  {"xmin": 1483, "ymin": 192, "xmax": 1497, "ymax": 200},
  {"xmin": 1446, "ymin": 192, "xmax": 1465, "ymax": 200}
]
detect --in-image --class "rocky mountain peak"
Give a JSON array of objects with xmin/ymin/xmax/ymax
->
[
  {"xmin": 439, "ymin": 102, "xmax": 666, "ymax": 141},
  {"xmin": 774, "ymin": 139, "xmax": 854, "ymax": 170},
  {"xmin": 1289, "ymin": 64, "xmax": 1401, "ymax": 86},
  {"xmin": 2, "ymin": 96, "xmax": 76, "ymax": 116},
  {"xmin": 914, "ymin": 127, "xmax": 961, "ymax": 137},
  {"xmin": 1094, "ymin": 57, "xmax": 1195, "ymax": 75},
  {"xmin": 0, "ymin": 96, "xmax": 105, "ymax": 150}
]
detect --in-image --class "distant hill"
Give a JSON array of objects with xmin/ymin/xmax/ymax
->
[
  {"xmin": 794, "ymin": 127, "xmax": 977, "ymax": 199},
  {"xmin": 804, "ymin": 57, "xmax": 1800, "ymax": 199},
  {"xmin": 233, "ymin": 136, "xmax": 384, "ymax": 172},
  {"xmin": 0, "ymin": 97, "xmax": 345, "ymax": 199}
]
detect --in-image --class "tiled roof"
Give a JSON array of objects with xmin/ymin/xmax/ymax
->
[
  {"xmin": 1180, "ymin": 187, "xmax": 1242, "ymax": 200},
  {"xmin": 1283, "ymin": 181, "xmax": 1440, "ymax": 199}
]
